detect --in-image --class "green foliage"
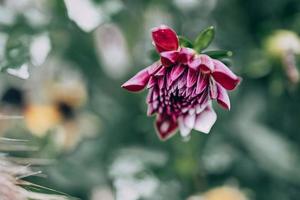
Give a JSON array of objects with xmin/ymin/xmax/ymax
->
[
  {"xmin": 178, "ymin": 36, "xmax": 193, "ymax": 48},
  {"xmin": 194, "ymin": 26, "xmax": 215, "ymax": 53},
  {"xmin": 203, "ymin": 50, "xmax": 233, "ymax": 59}
]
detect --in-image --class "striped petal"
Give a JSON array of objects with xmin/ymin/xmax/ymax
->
[
  {"xmin": 122, "ymin": 68, "xmax": 150, "ymax": 92},
  {"xmin": 187, "ymin": 69, "xmax": 198, "ymax": 88},
  {"xmin": 170, "ymin": 65, "xmax": 186, "ymax": 82},
  {"xmin": 216, "ymin": 83, "xmax": 231, "ymax": 110}
]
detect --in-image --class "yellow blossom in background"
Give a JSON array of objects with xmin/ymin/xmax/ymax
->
[
  {"xmin": 24, "ymin": 104, "xmax": 61, "ymax": 136},
  {"xmin": 188, "ymin": 187, "xmax": 248, "ymax": 200}
]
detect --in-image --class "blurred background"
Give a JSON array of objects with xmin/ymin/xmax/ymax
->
[{"xmin": 0, "ymin": 0, "xmax": 300, "ymax": 199}]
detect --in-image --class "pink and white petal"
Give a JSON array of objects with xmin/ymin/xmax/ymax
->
[
  {"xmin": 212, "ymin": 60, "xmax": 241, "ymax": 90},
  {"xmin": 196, "ymin": 73, "xmax": 208, "ymax": 94},
  {"xmin": 198, "ymin": 91, "xmax": 209, "ymax": 105},
  {"xmin": 177, "ymin": 72, "xmax": 187, "ymax": 89},
  {"xmin": 147, "ymin": 103, "xmax": 156, "ymax": 116},
  {"xmin": 155, "ymin": 114, "xmax": 178, "ymax": 140},
  {"xmin": 147, "ymin": 62, "xmax": 162, "ymax": 75},
  {"xmin": 160, "ymin": 50, "xmax": 179, "ymax": 66},
  {"xmin": 196, "ymin": 104, "xmax": 206, "ymax": 114},
  {"xmin": 194, "ymin": 105, "xmax": 217, "ymax": 134},
  {"xmin": 178, "ymin": 116, "xmax": 192, "ymax": 137},
  {"xmin": 146, "ymin": 88, "xmax": 153, "ymax": 103},
  {"xmin": 216, "ymin": 83, "xmax": 231, "ymax": 110},
  {"xmin": 187, "ymin": 68, "xmax": 198, "ymax": 87},
  {"xmin": 122, "ymin": 68, "xmax": 150, "ymax": 92},
  {"xmin": 170, "ymin": 64, "xmax": 186, "ymax": 82},
  {"xmin": 151, "ymin": 25, "xmax": 179, "ymax": 53},
  {"xmin": 184, "ymin": 113, "xmax": 196, "ymax": 129},
  {"xmin": 209, "ymin": 78, "xmax": 218, "ymax": 99},
  {"xmin": 189, "ymin": 56, "xmax": 201, "ymax": 70},
  {"xmin": 199, "ymin": 54, "xmax": 214, "ymax": 73}
]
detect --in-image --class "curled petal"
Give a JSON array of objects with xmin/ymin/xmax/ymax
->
[
  {"xmin": 152, "ymin": 25, "xmax": 179, "ymax": 53},
  {"xmin": 155, "ymin": 114, "xmax": 178, "ymax": 140},
  {"xmin": 160, "ymin": 50, "xmax": 179, "ymax": 66},
  {"xmin": 212, "ymin": 60, "xmax": 241, "ymax": 90},
  {"xmin": 199, "ymin": 54, "xmax": 214, "ymax": 73},
  {"xmin": 216, "ymin": 83, "xmax": 230, "ymax": 110},
  {"xmin": 122, "ymin": 68, "xmax": 150, "ymax": 92},
  {"xmin": 194, "ymin": 105, "xmax": 217, "ymax": 134},
  {"xmin": 178, "ymin": 47, "xmax": 195, "ymax": 64}
]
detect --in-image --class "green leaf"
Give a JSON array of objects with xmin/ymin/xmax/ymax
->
[
  {"xmin": 178, "ymin": 36, "xmax": 193, "ymax": 48},
  {"xmin": 203, "ymin": 50, "xmax": 233, "ymax": 59},
  {"xmin": 194, "ymin": 26, "xmax": 215, "ymax": 53}
]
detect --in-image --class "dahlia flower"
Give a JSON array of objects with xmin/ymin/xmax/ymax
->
[{"xmin": 122, "ymin": 25, "xmax": 240, "ymax": 140}]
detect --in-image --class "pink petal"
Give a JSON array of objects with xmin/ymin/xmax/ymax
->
[
  {"xmin": 155, "ymin": 114, "xmax": 178, "ymax": 140},
  {"xmin": 184, "ymin": 113, "xmax": 196, "ymax": 129},
  {"xmin": 194, "ymin": 105, "xmax": 217, "ymax": 134},
  {"xmin": 166, "ymin": 70, "xmax": 173, "ymax": 88},
  {"xmin": 122, "ymin": 68, "xmax": 150, "ymax": 92},
  {"xmin": 147, "ymin": 103, "xmax": 155, "ymax": 116},
  {"xmin": 177, "ymin": 73, "xmax": 187, "ymax": 89},
  {"xmin": 147, "ymin": 62, "xmax": 162, "ymax": 75},
  {"xmin": 158, "ymin": 76, "xmax": 165, "ymax": 89},
  {"xmin": 160, "ymin": 50, "xmax": 179, "ymax": 66},
  {"xmin": 170, "ymin": 64, "xmax": 186, "ymax": 82},
  {"xmin": 196, "ymin": 73, "xmax": 208, "ymax": 94},
  {"xmin": 209, "ymin": 78, "xmax": 218, "ymax": 99},
  {"xmin": 178, "ymin": 116, "xmax": 191, "ymax": 137},
  {"xmin": 189, "ymin": 56, "xmax": 201, "ymax": 70},
  {"xmin": 146, "ymin": 88, "xmax": 153, "ymax": 103},
  {"xmin": 151, "ymin": 25, "xmax": 179, "ymax": 53},
  {"xmin": 187, "ymin": 69, "xmax": 198, "ymax": 88},
  {"xmin": 147, "ymin": 76, "xmax": 156, "ymax": 88},
  {"xmin": 216, "ymin": 83, "xmax": 230, "ymax": 110},
  {"xmin": 199, "ymin": 54, "xmax": 214, "ymax": 73},
  {"xmin": 198, "ymin": 91, "xmax": 209, "ymax": 105},
  {"xmin": 178, "ymin": 47, "xmax": 195, "ymax": 64},
  {"xmin": 212, "ymin": 60, "xmax": 241, "ymax": 90},
  {"xmin": 155, "ymin": 66, "xmax": 166, "ymax": 76}
]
